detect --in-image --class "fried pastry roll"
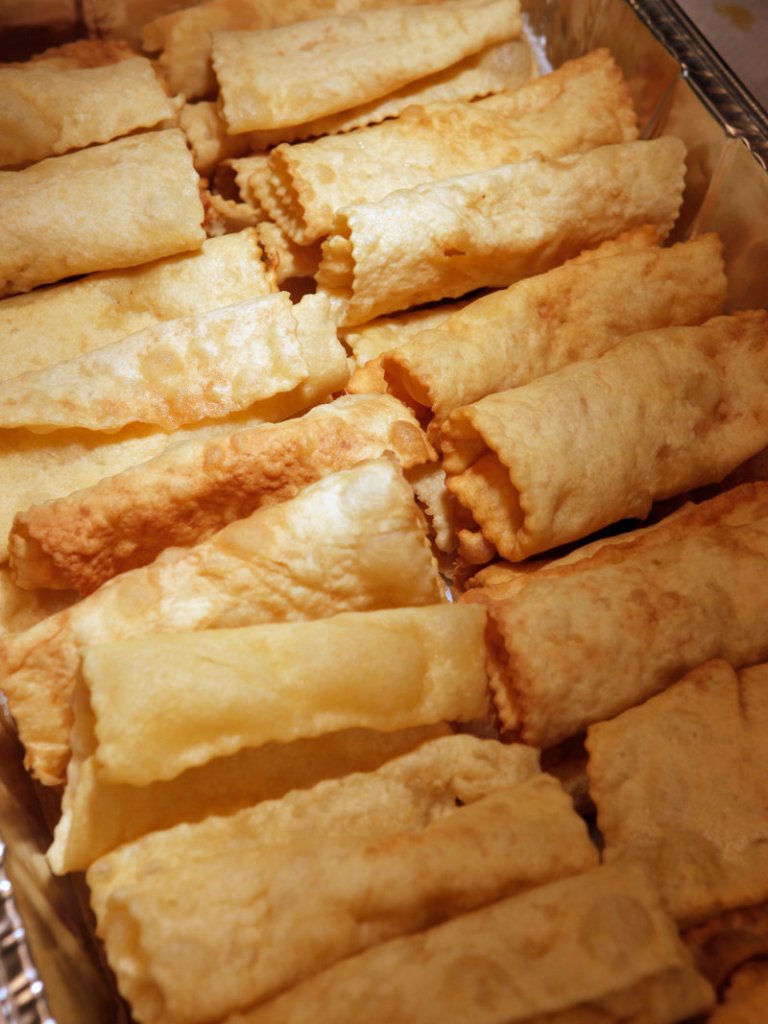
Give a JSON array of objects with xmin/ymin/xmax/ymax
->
[
  {"xmin": 0, "ymin": 57, "xmax": 181, "ymax": 168},
  {"xmin": 179, "ymin": 101, "xmax": 253, "ymax": 175},
  {"xmin": 442, "ymin": 310, "xmax": 768, "ymax": 561},
  {"xmin": 1, "ymin": 129, "xmax": 205, "ymax": 297},
  {"xmin": 406, "ymin": 463, "xmax": 462, "ymax": 554},
  {"xmin": 213, "ymin": 0, "xmax": 521, "ymax": 133},
  {"xmin": 0, "ymin": 292, "xmax": 344, "ymax": 432},
  {"xmin": 357, "ymin": 229, "xmax": 655, "ymax": 396},
  {"xmin": 0, "ymin": 230, "xmax": 275, "ymax": 382},
  {"xmin": 587, "ymin": 659, "xmax": 768, "ymax": 927},
  {"xmin": 228, "ymin": 862, "xmax": 713, "ymax": 1024},
  {"xmin": 462, "ymin": 482, "xmax": 768, "ymax": 748},
  {"xmin": 316, "ymin": 136, "xmax": 686, "ymax": 326},
  {"xmin": 87, "ymin": 734, "xmax": 537, "ymax": 911},
  {"xmin": 255, "ymin": 222, "xmax": 323, "ymax": 285},
  {"xmin": 50, "ymin": 723, "xmax": 451, "ymax": 874},
  {"xmin": 90, "ymin": 768, "xmax": 595, "ymax": 1023},
  {"xmin": 0, "ymin": 458, "xmax": 444, "ymax": 785},
  {"xmin": 257, "ymin": 49, "xmax": 637, "ymax": 244},
  {"xmin": 143, "ymin": 0, "xmax": 441, "ymax": 99},
  {"xmin": 245, "ymin": 38, "xmax": 533, "ymax": 149},
  {"xmin": 10, "ymin": 394, "xmax": 435, "ymax": 593},
  {"xmin": 383, "ymin": 232, "xmax": 725, "ymax": 440},
  {"xmin": 82, "ymin": 603, "xmax": 486, "ymax": 785},
  {"xmin": 345, "ymin": 302, "xmax": 468, "ymax": 393},
  {"xmin": 0, "ymin": 412, "xmax": 280, "ymax": 563}
]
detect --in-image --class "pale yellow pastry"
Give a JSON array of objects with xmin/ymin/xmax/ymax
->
[
  {"xmin": 587, "ymin": 659, "xmax": 768, "ymax": 926},
  {"xmin": 442, "ymin": 311, "xmax": 768, "ymax": 561},
  {"xmin": 1, "ymin": 128, "xmax": 205, "ymax": 297},
  {"xmin": 0, "ymin": 292, "xmax": 342, "ymax": 432},
  {"xmin": 226, "ymin": 153, "xmax": 271, "ymax": 206},
  {"xmin": 143, "ymin": 0, "xmax": 441, "ymax": 99},
  {"xmin": 406, "ymin": 462, "xmax": 462, "ymax": 554},
  {"xmin": 87, "ymin": 734, "xmax": 538, "ymax": 917},
  {"xmin": 0, "ymin": 230, "xmax": 275, "ymax": 383},
  {"xmin": 345, "ymin": 303, "xmax": 467, "ymax": 377},
  {"xmin": 82, "ymin": 603, "xmax": 487, "ymax": 785},
  {"xmin": 245, "ymin": 38, "xmax": 533, "ymax": 149},
  {"xmin": 0, "ymin": 57, "xmax": 181, "ymax": 167},
  {"xmin": 49, "ymin": 723, "xmax": 451, "ymax": 874},
  {"xmin": 0, "ymin": 458, "xmax": 444, "ymax": 785},
  {"xmin": 213, "ymin": 0, "xmax": 521, "ymax": 133},
  {"xmin": 316, "ymin": 136, "xmax": 686, "ymax": 326}
]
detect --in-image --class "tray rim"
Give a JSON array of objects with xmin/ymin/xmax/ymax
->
[{"xmin": 621, "ymin": 0, "xmax": 768, "ymax": 170}]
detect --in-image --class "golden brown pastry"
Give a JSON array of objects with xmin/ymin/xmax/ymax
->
[
  {"xmin": 316, "ymin": 136, "xmax": 686, "ymax": 326},
  {"xmin": 706, "ymin": 963, "xmax": 768, "ymax": 1024},
  {"xmin": 383, "ymin": 232, "xmax": 725, "ymax": 440},
  {"xmin": 442, "ymin": 310, "xmax": 768, "ymax": 561},
  {"xmin": 256, "ymin": 50, "xmax": 637, "ymax": 244},
  {"xmin": 0, "ymin": 412, "xmax": 284, "ymax": 564},
  {"xmin": 90, "ymin": 768, "xmax": 595, "ymax": 1023},
  {"xmin": 226, "ymin": 862, "xmax": 713, "ymax": 1024},
  {"xmin": 0, "ymin": 458, "xmax": 445, "ymax": 785},
  {"xmin": 462, "ymin": 482, "xmax": 768, "ymax": 748},
  {"xmin": 10, "ymin": 38, "xmax": 138, "ymax": 69},
  {"xmin": 9, "ymin": 394, "xmax": 435, "ymax": 594},
  {"xmin": 345, "ymin": 302, "xmax": 468, "ymax": 394},
  {"xmin": 0, "ymin": 566, "xmax": 74, "ymax": 636},
  {"xmin": 685, "ymin": 902, "xmax": 768, "ymax": 989},
  {"xmin": 587, "ymin": 659, "xmax": 768, "ymax": 927},
  {"xmin": 84, "ymin": 0, "xmax": 200, "ymax": 48}
]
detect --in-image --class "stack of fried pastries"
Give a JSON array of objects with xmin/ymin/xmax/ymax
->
[{"xmin": 1, "ymin": 6, "xmax": 767, "ymax": 1022}]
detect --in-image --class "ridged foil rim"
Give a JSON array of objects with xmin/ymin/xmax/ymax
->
[
  {"xmin": 0, "ymin": 840, "xmax": 54, "ymax": 1024},
  {"xmin": 624, "ymin": 0, "xmax": 768, "ymax": 170}
]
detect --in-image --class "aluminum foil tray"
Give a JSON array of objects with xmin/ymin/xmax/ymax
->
[{"xmin": 0, "ymin": 0, "xmax": 766, "ymax": 1020}]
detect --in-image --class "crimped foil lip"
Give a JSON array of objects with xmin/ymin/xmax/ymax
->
[
  {"xmin": 0, "ymin": 839, "xmax": 54, "ymax": 1024},
  {"xmin": 623, "ymin": 0, "xmax": 768, "ymax": 170}
]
